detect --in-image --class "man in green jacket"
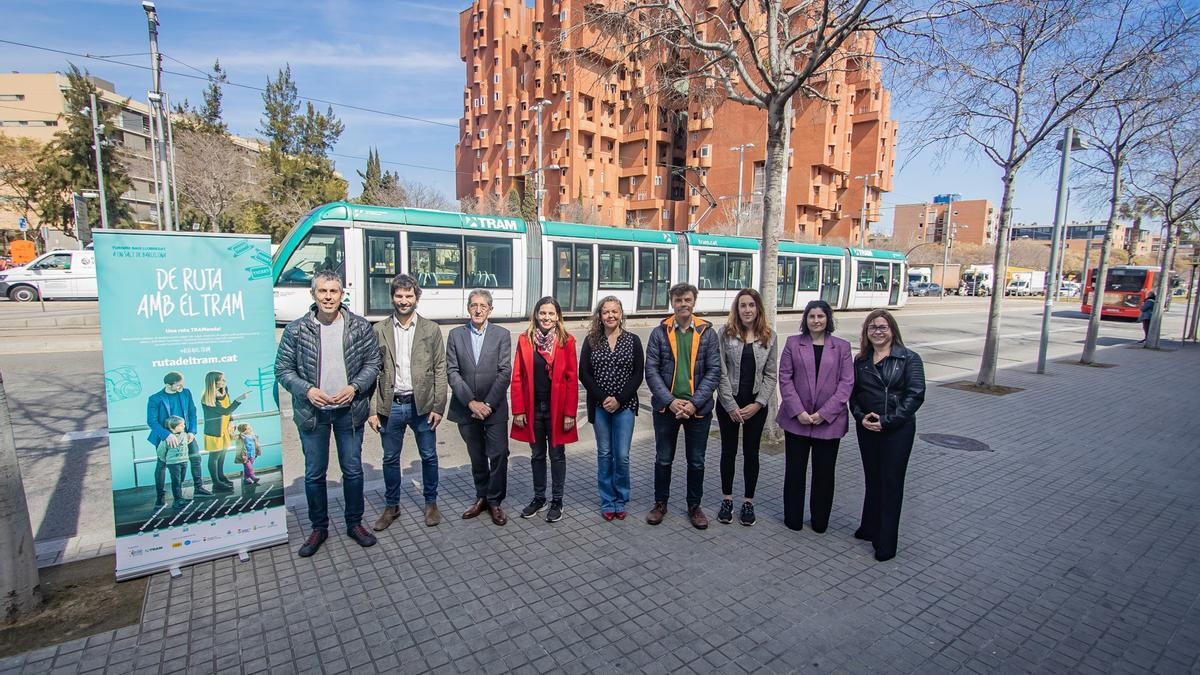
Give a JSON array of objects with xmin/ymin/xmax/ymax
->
[{"xmin": 368, "ymin": 274, "xmax": 448, "ymax": 529}]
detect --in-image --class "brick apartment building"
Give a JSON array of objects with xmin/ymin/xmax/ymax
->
[
  {"xmin": 892, "ymin": 195, "xmax": 997, "ymax": 247},
  {"xmin": 454, "ymin": 0, "xmax": 897, "ymax": 244},
  {"xmin": 0, "ymin": 72, "xmax": 161, "ymax": 233}
]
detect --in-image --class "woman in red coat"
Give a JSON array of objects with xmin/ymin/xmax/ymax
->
[{"xmin": 512, "ymin": 296, "xmax": 579, "ymax": 523}]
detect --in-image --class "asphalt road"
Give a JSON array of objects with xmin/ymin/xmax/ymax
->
[{"xmin": 0, "ymin": 296, "xmax": 1174, "ymax": 544}]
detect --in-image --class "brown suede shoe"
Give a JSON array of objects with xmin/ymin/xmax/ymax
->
[
  {"xmin": 424, "ymin": 503, "xmax": 442, "ymax": 527},
  {"xmin": 462, "ymin": 498, "xmax": 487, "ymax": 520},
  {"xmin": 373, "ymin": 505, "xmax": 400, "ymax": 531},
  {"xmin": 688, "ymin": 505, "xmax": 709, "ymax": 530},
  {"xmin": 646, "ymin": 501, "xmax": 667, "ymax": 526},
  {"xmin": 489, "ymin": 505, "xmax": 508, "ymax": 526}
]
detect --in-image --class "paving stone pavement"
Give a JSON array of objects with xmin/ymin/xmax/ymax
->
[{"xmin": 3, "ymin": 341, "xmax": 1199, "ymax": 674}]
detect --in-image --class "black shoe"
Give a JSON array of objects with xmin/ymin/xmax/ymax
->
[
  {"xmin": 297, "ymin": 528, "xmax": 327, "ymax": 557},
  {"xmin": 154, "ymin": 497, "xmax": 165, "ymax": 509},
  {"xmin": 171, "ymin": 499, "xmax": 191, "ymax": 510},
  {"xmin": 545, "ymin": 501, "xmax": 563, "ymax": 523},
  {"xmin": 192, "ymin": 486, "xmax": 215, "ymax": 497},
  {"xmin": 854, "ymin": 527, "xmax": 874, "ymax": 541},
  {"xmin": 520, "ymin": 498, "xmax": 547, "ymax": 519},
  {"xmin": 874, "ymin": 551, "xmax": 896, "ymax": 562},
  {"xmin": 212, "ymin": 482, "xmax": 234, "ymax": 493},
  {"xmin": 739, "ymin": 502, "xmax": 756, "ymax": 526},
  {"xmin": 717, "ymin": 499, "xmax": 734, "ymax": 524},
  {"xmin": 347, "ymin": 525, "xmax": 377, "ymax": 548}
]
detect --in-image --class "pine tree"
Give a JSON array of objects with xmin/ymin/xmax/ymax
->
[
  {"xmin": 24, "ymin": 64, "xmax": 132, "ymax": 234},
  {"xmin": 357, "ymin": 148, "xmax": 383, "ymax": 204},
  {"xmin": 199, "ymin": 60, "xmax": 227, "ymax": 133}
]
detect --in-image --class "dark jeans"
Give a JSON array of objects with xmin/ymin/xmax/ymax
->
[
  {"xmin": 1142, "ymin": 319, "xmax": 1151, "ymax": 339},
  {"xmin": 165, "ymin": 463, "xmax": 186, "ymax": 502},
  {"xmin": 381, "ymin": 400, "xmax": 439, "ymax": 505},
  {"xmin": 459, "ymin": 419, "xmax": 509, "ymax": 506},
  {"xmin": 299, "ymin": 406, "xmax": 365, "ymax": 530},
  {"xmin": 207, "ymin": 446, "xmax": 232, "ymax": 486},
  {"xmin": 530, "ymin": 401, "xmax": 565, "ymax": 501},
  {"xmin": 856, "ymin": 421, "xmax": 916, "ymax": 558},
  {"xmin": 715, "ymin": 402, "xmax": 766, "ymax": 499},
  {"xmin": 154, "ymin": 438, "xmax": 204, "ymax": 501},
  {"xmin": 783, "ymin": 433, "xmax": 841, "ymax": 531},
  {"xmin": 652, "ymin": 410, "xmax": 711, "ymax": 508}
]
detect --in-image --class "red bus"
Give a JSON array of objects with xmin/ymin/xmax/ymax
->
[{"xmin": 1081, "ymin": 265, "xmax": 1158, "ymax": 319}]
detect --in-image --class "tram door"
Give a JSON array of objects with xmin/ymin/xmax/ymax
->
[
  {"xmin": 637, "ymin": 248, "xmax": 671, "ymax": 311},
  {"xmin": 553, "ymin": 243, "xmax": 593, "ymax": 312},
  {"xmin": 889, "ymin": 263, "xmax": 902, "ymax": 304},
  {"xmin": 777, "ymin": 256, "xmax": 797, "ymax": 308},
  {"xmin": 821, "ymin": 259, "xmax": 842, "ymax": 307},
  {"xmin": 364, "ymin": 230, "xmax": 400, "ymax": 316}
]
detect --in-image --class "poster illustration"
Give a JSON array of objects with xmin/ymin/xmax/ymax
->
[{"xmin": 94, "ymin": 230, "xmax": 287, "ymax": 580}]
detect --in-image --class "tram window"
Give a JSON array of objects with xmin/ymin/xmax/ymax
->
[
  {"xmin": 598, "ymin": 246, "xmax": 633, "ymax": 289},
  {"xmin": 857, "ymin": 261, "xmax": 876, "ymax": 291},
  {"xmin": 798, "ymin": 259, "xmax": 820, "ymax": 291},
  {"xmin": 465, "ymin": 237, "xmax": 512, "ymax": 288},
  {"xmin": 727, "ymin": 254, "xmax": 752, "ymax": 289},
  {"xmin": 278, "ymin": 227, "xmax": 344, "ymax": 287},
  {"xmin": 698, "ymin": 252, "xmax": 726, "ymax": 290},
  {"xmin": 409, "ymin": 233, "xmax": 462, "ymax": 288}
]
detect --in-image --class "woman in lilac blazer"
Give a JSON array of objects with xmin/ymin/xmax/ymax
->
[{"xmin": 777, "ymin": 300, "xmax": 855, "ymax": 532}]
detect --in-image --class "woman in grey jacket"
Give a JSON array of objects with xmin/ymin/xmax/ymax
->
[{"xmin": 715, "ymin": 288, "xmax": 779, "ymax": 526}]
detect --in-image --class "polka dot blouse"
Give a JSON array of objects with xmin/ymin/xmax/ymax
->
[{"xmin": 587, "ymin": 331, "xmax": 639, "ymax": 413}]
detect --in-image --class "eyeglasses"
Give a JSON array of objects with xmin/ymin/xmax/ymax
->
[{"xmin": 867, "ymin": 325, "xmax": 891, "ymax": 333}]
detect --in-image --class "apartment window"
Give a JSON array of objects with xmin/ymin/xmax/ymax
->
[
  {"xmin": 480, "ymin": 162, "xmax": 487, "ymax": 172},
  {"xmin": 503, "ymin": 8, "xmax": 510, "ymax": 18},
  {"xmin": 493, "ymin": 74, "xmax": 500, "ymax": 84},
  {"xmin": 700, "ymin": 145, "xmax": 711, "ymax": 157},
  {"xmin": 560, "ymin": 10, "xmax": 567, "ymax": 21},
  {"xmin": 662, "ymin": 209, "xmax": 669, "ymax": 220},
  {"xmin": 0, "ymin": 94, "xmax": 25, "ymax": 101},
  {"xmin": 654, "ymin": 175, "xmax": 662, "ymax": 186},
  {"xmin": 493, "ymin": 92, "xmax": 500, "ymax": 101},
  {"xmin": 506, "ymin": 140, "xmax": 513, "ymax": 149},
  {"xmin": 479, "ymin": 129, "xmax": 487, "ymax": 139}
]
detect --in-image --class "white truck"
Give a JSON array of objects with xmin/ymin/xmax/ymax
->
[
  {"xmin": 961, "ymin": 264, "xmax": 994, "ymax": 296},
  {"xmin": 0, "ymin": 249, "xmax": 97, "ymax": 301},
  {"xmin": 1005, "ymin": 271, "xmax": 1047, "ymax": 296}
]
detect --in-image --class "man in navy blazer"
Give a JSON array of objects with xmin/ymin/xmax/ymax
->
[{"xmin": 146, "ymin": 371, "xmax": 212, "ymax": 507}]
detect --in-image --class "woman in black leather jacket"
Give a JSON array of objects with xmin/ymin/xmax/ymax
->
[{"xmin": 850, "ymin": 309, "xmax": 925, "ymax": 562}]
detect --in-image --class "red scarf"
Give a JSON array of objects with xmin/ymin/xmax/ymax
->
[{"xmin": 533, "ymin": 328, "xmax": 557, "ymax": 374}]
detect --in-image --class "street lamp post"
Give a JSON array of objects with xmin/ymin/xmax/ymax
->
[
  {"xmin": 940, "ymin": 210, "xmax": 961, "ymax": 298},
  {"xmin": 86, "ymin": 93, "xmax": 109, "ymax": 229},
  {"xmin": 731, "ymin": 143, "xmax": 754, "ymax": 236},
  {"xmin": 854, "ymin": 172, "xmax": 879, "ymax": 246},
  {"xmin": 144, "ymin": 2, "xmax": 174, "ymax": 231},
  {"xmin": 530, "ymin": 99, "xmax": 552, "ymax": 220},
  {"xmin": 1036, "ymin": 125, "xmax": 1085, "ymax": 374}
]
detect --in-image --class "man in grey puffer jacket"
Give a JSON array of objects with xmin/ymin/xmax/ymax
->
[{"xmin": 276, "ymin": 270, "xmax": 381, "ymax": 557}]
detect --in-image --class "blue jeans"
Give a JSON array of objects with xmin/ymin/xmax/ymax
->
[
  {"xmin": 299, "ymin": 407, "xmax": 365, "ymax": 530},
  {"xmin": 652, "ymin": 411, "xmax": 711, "ymax": 508},
  {"xmin": 595, "ymin": 407, "xmax": 635, "ymax": 512},
  {"xmin": 381, "ymin": 400, "xmax": 439, "ymax": 505}
]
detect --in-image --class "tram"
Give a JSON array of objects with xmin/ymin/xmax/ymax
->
[{"xmin": 272, "ymin": 202, "xmax": 908, "ymax": 322}]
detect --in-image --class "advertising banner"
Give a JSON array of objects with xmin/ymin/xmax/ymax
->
[{"xmin": 94, "ymin": 230, "xmax": 287, "ymax": 579}]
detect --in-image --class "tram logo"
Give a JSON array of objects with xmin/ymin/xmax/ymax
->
[{"xmin": 462, "ymin": 215, "xmax": 521, "ymax": 232}]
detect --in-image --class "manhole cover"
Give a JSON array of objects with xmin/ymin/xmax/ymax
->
[{"xmin": 920, "ymin": 433, "xmax": 991, "ymax": 452}]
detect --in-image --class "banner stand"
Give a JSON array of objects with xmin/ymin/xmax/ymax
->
[{"xmin": 93, "ymin": 229, "xmax": 288, "ymax": 580}]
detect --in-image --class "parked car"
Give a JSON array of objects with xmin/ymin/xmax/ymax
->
[
  {"xmin": 0, "ymin": 249, "xmax": 97, "ymax": 301},
  {"xmin": 911, "ymin": 282, "xmax": 944, "ymax": 297}
]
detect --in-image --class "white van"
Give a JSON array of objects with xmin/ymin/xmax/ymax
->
[{"xmin": 0, "ymin": 249, "xmax": 97, "ymax": 301}]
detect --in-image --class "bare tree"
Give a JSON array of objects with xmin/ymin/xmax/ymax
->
[
  {"xmin": 568, "ymin": 0, "xmax": 946, "ymax": 325},
  {"xmin": 1127, "ymin": 119, "xmax": 1200, "ymax": 348},
  {"xmin": 907, "ymin": 0, "xmax": 1195, "ymax": 387},
  {"xmin": 1074, "ymin": 63, "xmax": 1191, "ymax": 363},
  {"xmin": 174, "ymin": 129, "xmax": 265, "ymax": 232},
  {"xmin": 395, "ymin": 179, "xmax": 453, "ymax": 211}
]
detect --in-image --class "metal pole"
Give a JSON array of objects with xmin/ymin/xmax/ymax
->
[
  {"xmin": 147, "ymin": 97, "xmax": 164, "ymax": 229},
  {"xmin": 735, "ymin": 146, "xmax": 745, "ymax": 236},
  {"xmin": 1188, "ymin": 263, "xmax": 1200, "ymax": 341},
  {"xmin": 1037, "ymin": 125, "xmax": 1074, "ymax": 374},
  {"xmin": 89, "ymin": 93, "xmax": 109, "ymax": 230},
  {"xmin": 163, "ymin": 92, "xmax": 181, "ymax": 229},
  {"xmin": 1182, "ymin": 263, "xmax": 1196, "ymax": 342},
  {"xmin": 145, "ymin": 3, "xmax": 173, "ymax": 231},
  {"xmin": 858, "ymin": 174, "xmax": 872, "ymax": 246},
  {"xmin": 940, "ymin": 221, "xmax": 952, "ymax": 298}
]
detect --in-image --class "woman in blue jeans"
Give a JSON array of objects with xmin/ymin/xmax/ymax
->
[{"xmin": 579, "ymin": 296, "xmax": 644, "ymax": 521}]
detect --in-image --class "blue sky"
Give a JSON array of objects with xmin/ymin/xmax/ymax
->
[{"xmin": 1, "ymin": 0, "xmax": 1105, "ymax": 233}]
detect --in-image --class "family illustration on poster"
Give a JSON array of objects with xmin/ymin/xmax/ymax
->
[{"xmin": 94, "ymin": 229, "xmax": 288, "ymax": 580}]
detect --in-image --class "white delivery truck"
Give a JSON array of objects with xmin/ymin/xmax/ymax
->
[{"xmin": 0, "ymin": 249, "xmax": 98, "ymax": 301}]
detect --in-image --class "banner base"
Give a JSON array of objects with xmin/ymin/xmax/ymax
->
[{"xmin": 116, "ymin": 532, "xmax": 288, "ymax": 582}]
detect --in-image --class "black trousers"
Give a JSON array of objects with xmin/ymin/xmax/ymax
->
[
  {"xmin": 458, "ymin": 419, "xmax": 509, "ymax": 506},
  {"xmin": 715, "ymin": 400, "xmax": 766, "ymax": 499},
  {"xmin": 530, "ymin": 401, "xmax": 565, "ymax": 501},
  {"xmin": 783, "ymin": 433, "xmax": 841, "ymax": 532},
  {"xmin": 855, "ymin": 422, "xmax": 916, "ymax": 558}
]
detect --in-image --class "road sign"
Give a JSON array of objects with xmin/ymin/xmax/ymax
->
[{"xmin": 17, "ymin": 217, "xmax": 26, "ymax": 231}]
